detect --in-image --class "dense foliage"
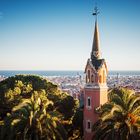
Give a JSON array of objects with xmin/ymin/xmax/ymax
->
[
  {"xmin": 0, "ymin": 75, "xmax": 80, "ymax": 140},
  {"xmin": 93, "ymin": 88, "xmax": 140, "ymax": 140}
]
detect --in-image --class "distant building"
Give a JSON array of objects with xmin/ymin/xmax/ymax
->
[{"xmin": 83, "ymin": 8, "xmax": 108, "ymax": 140}]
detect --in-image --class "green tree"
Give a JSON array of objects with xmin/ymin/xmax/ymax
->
[
  {"xmin": 0, "ymin": 75, "xmax": 73, "ymax": 119},
  {"xmin": 0, "ymin": 91, "xmax": 67, "ymax": 140},
  {"xmin": 93, "ymin": 88, "xmax": 140, "ymax": 140},
  {"xmin": 69, "ymin": 108, "xmax": 83, "ymax": 140},
  {"xmin": 0, "ymin": 75, "xmax": 79, "ymax": 139}
]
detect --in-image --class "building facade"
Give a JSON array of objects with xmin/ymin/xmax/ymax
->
[{"xmin": 83, "ymin": 17, "xmax": 108, "ymax": 139}]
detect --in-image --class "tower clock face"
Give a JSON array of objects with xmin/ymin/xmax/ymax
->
[{"xmin": 93, "ymin": 51, "xmax": 99, "ymax": 57}]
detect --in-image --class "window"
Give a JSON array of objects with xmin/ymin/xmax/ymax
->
[
  {"xmin": 99, "ymin": 75, "xmax": 102, "ymax": 83},
  {"xmin": 87, "ymin": 70, "xmax": 90, "ymax": 83},
  {"xmin": 91, "ymin": 74, "xmax": 95, "ymax": 83},
  {"xmin": 86, "ymin": 120, "xmax": 92, "ymax": 132},
  {"xmin": 87, "ymin": 97, "xmax": 91, "ymax": 107},
  {"xmin": 87, "ymin": 121, "xmax": 91, "ymax": 129}
]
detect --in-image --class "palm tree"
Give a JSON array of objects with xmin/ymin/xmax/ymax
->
[
  {"xmin": 0, "ymin": 91, "xmax": 67, "ymax": 140},
  {"xmin": 93, "ymin": 87, "xmax": 140, "ymax": 140}
]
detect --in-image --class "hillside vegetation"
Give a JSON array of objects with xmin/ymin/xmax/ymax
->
[{"xmin": 0, "ymin": 75, "xmax": 81, "ymax": 140}]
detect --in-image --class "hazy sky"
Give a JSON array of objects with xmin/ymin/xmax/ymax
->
[{"xmin": 0, "ymin": 0, "xmax": 140, "ymax": 70}]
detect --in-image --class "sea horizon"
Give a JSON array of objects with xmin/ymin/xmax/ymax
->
[{"xmin": 0, "ymin": 70, "xmax": 140, "ymax": 77}]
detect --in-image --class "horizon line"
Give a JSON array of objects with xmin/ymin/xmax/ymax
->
[{"xmin": 0, "ymin": 70, "xmax": 140, "ymax": 71}]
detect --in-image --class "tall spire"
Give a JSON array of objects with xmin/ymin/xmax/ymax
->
[{"xmin": 91, "ymin": 6, "xmax": 101, "ymax": 60}]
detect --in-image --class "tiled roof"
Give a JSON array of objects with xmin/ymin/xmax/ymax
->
[{"xmin": 91, "ymin": 58, "xmax": 104, "ymax": 70}]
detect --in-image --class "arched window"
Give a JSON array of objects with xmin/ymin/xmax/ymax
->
[
  {"xmin": 99, "ymin": 75, "xmax": 102, "ymax": 83},
  {"xmin": 91, "ymin": 74, "xmax": 95, "ymax": 83},
  {"xmin": 87, "ymin": 70, "xmax": 90, "ymax": 83}
]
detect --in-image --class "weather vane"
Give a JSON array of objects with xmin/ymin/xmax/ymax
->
[
  {"xmin": 92, "ymin": 6, "xmax": 100, "ymax": 19},
  {"xmin": 92, "ymin": 4, "xmax": 100, "ymax": 20}
]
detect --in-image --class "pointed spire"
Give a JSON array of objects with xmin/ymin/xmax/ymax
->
[
  {"xmin": 91, "ymin": 20, "xmax": 101, "ymax": 59},
  {"xmin": 91, "ymin": 6, "xmax": 101, "ymax": 60}
]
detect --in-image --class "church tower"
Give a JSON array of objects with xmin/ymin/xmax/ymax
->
[{"xmin": 83, "ymin": 7, "xmax": 108, "ymax": 140}]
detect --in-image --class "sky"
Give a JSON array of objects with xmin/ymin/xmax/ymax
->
[{"xmin": 0, "ymin": 0, "xmax": 140, "ymax": 71}]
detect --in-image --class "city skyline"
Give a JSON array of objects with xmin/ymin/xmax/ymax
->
[{"xmin": 0, "ymin": 0, "xmax": 140, "ymax": 71}]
